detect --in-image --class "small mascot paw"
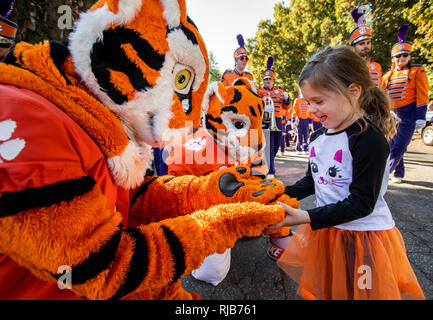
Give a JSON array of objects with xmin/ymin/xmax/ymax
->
[
  {"xmin": 263, "ymin": 226, "xmax": 292, "ymax": 238},
  {"xmin": 263, "ymin": 194, "xmax": 299, "ymax": 237},
  {"xmin": 271, "ymin": 194, "xmax": 300, "ymax": 208}
]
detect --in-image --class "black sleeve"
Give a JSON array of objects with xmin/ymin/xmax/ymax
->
[
  {"xmin": 284, "ymin": 164, "xmax": 315, "ymax": 200},
  {"xmin": 307, "ymin": 125, "xmax": 390, "ymax": 230}
]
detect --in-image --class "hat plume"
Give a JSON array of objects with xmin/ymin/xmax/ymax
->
[
  {"xmin": 0, "ymin": 0, "xmax": 15, "ymax": 18},
  {"xmin": 266, "ymin": 56, "xmax": 274, "ymax": 70},
  {"xmin": 351, "ymin": 7, "xmax": 364, "ymax": 26},
  {"xmin": 398, "ymin": 24, "xmax": 409, "ymax": 42},
  {"xmin": 236, "ymin": 34, "xmax": 245, "ymax": 48}
]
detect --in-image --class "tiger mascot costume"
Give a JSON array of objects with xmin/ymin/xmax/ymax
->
[
  {"xmin": 0, "ymin": 0, "xmax": 295, "ymax": 300},
  {"xmin": 167, "ymin": 78, "xmax": 267, "ymax": 176}
]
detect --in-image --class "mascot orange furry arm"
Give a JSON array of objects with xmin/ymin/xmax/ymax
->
[{"xmin": 0, "ymin": 0, "xmax": 291, "ymax": 300}]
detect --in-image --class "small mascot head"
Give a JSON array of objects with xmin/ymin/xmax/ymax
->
[
  {"xmin": 202, "ymin": 78, "xmax": 264, "ymax": 162},
  {"xmin": 69, "ymin": 0, "xmax": 209, "ymax": 147}
]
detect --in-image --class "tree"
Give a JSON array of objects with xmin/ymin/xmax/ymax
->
[
  {"xmin": 247, "ymin": 0, "xmax": 432, "ymax": 99},
  {"xmin": 208, "ymin": 51, "xmax": 221, "ymax": 83},
  {"xmin": 9, "ymin": 0, "xmax": 93, "ymax": 43},
  {"xmin": 247, "ymin": 0, "xmax": 350, "ymax": 97}
]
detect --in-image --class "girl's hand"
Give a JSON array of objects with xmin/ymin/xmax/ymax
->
[{"xmin": 266, "ymin": 202, "xmax": 311, "ymax": 229}]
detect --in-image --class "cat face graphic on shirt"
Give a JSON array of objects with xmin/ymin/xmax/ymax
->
[{"xmin": 310, "ymin": 146, "xmax": 350, "ymax": 188}]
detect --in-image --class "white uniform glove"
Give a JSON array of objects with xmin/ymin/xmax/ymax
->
[
  {"xmin": 283, "ymin": 92, "xmax": 289, "ymax": 100},
  {"xmin": 415, "ymin": 120, "xmax": 426, "ymax": 129}
]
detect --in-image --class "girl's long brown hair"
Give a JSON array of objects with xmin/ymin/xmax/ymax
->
[{"xmin": 298, "ymin": 46, "xmax": 396, "ymax": 140}]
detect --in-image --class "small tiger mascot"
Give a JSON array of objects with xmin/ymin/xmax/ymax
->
[
  {"xmin": 167, "ymin": 77, "xmax": 267, "ymax": 176},
  {"xmin": 0, "ymin": 0, "xmax": 292, "ymax": 300}
]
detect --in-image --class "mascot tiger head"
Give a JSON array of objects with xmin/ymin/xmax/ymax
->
[
  {"xmin": 202, "ymin": 78, "xmax": 265, "ymax": 162},
  {"xmin": 69, "ymin": 0, "xmax": 209, "ymax": 147}
]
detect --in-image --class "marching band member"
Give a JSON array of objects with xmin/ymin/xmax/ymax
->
[
  {"xmin": 258, "ymin": 57, "xmax": 291, "ymax": 178},
  {"xmin": 382, "ymin": 24, "xmax": 430, "ymax": 184},
  {"xmin": 220, "ymin": 34, "xmax": 254, "ymax": 86},
  {"xmin": 349, "ymin": 7, "xmax": 382, "ymax": 87},
  {"xmin": 292, "ymin": 95, "xmax": 312, "ymax": 155}
]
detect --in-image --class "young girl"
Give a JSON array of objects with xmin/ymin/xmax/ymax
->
[{"xmin": 267, "ymin": 46, "xmax": 425, "ymax": 300}]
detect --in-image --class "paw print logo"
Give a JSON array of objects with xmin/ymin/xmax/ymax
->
[
  {"xmin": 0, "ymin": 120, "xmax": 25, "ymax": 163},
  {"xmin": 184, "ymin": 136, "xmax": 206, "ymax": 152}
]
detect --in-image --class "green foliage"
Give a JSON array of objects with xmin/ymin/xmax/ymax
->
[
  {"xmin": 208, "ymin": 51, "xmax": 221, "ymax": 83},
  {"xmin": 247, "ymin": 0, "xmax": 432, "ymax": 99}
]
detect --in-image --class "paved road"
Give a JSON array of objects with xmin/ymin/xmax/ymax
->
[{"xmin": 182, "ymin": 136, "xmax": 433, "ymax": 300}]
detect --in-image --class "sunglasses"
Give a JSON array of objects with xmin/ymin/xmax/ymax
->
[
  {"xmin": 238, "ymin": 56, "xmax": 248, "ymax": 61},
  {"xmin": 394, "ymin": 53, "xmax": 410, "ymax": 58}
]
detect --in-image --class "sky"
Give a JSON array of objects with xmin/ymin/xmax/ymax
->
[{"xmin": 186, "ymin": 0, "xmax": 287, "ymax": 72}]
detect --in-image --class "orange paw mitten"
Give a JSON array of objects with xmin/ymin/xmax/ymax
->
[
  {"xmin": 129, "ymin": 165, "xmax": 286, "ymax": 225},
  {"xmin": 187, "ymin": 165, "xmax": 285, "ymax": 211},
  {"xmin": 161, "ymin": 201, "xmax": 286, "ymax": 261}
]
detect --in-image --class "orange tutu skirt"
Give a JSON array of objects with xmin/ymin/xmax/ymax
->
[{"xmin": 277, "ymin": 225, "xmax": 425, "ymax": 300}]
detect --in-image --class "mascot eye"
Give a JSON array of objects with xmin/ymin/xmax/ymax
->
[
  {"xmin": 175, "ymin": 69, "xmax": 191, "ymax": 90},
  {"xmin": 234, "ymin": 120, "xmax": 245, "ymax": 129},
  {"xmin": 172, "ymin": 64, "xmax": 195, "ymax": 94}
]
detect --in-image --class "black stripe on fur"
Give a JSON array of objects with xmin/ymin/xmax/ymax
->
[
  {"xmin": 109, "ymin": 228, "xmax": 149, "ymax": 300},
  {"xmin": 161, "ymin": 225, "xmax": 186, "ymax": 285},
  {"xmin": 221, "ymin": 106, "xmax": 238, "ymax": 114},
  {"xmin": 52, "ymin": 225, "xmax": 122, "ymax": 285},
  {"xmin": 49, "ymin": 41, "xmax": 72, "ymax": 86},
  {"xmin": 249, "ymin": 106, "xmax": 257, "ymax": 117},
  {"xmin": 230, "ymin": 89, "xmax": 242, "ymax": 104},
  {"xmin": 257, "ymin": 103, "xmax": 263, "ymax": 116},
  {"xmin": 180, "ymin": 23, "xmax": 198, "ymax": 45},
  {"xmin": 91, "ymin": 27, "xmax": 165, "ymax": 104},
  {"xmin": 205, "ymin": 114, "xmax": 225, "ymax": 141},
  {"xmin": 0, "ymin": 177, "xmax": 95, "ymax": 217},
  {"xmin": 168, "ymin": 22, "xmax": 198, "ymax": 45},
  {"xmin": 129, "ymin": 177, "xmax": 158, "ymax": 206}
]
